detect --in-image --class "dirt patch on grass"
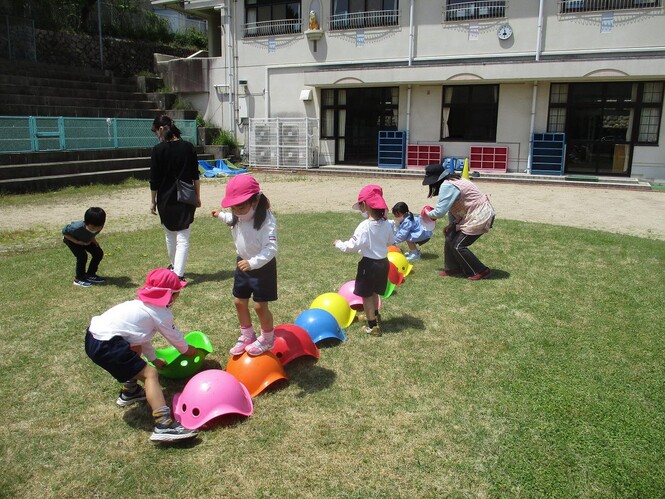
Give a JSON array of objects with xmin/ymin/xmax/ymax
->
[{"xmin": 1, "ymin": 174, "xmax": 664, "ymax": 241}]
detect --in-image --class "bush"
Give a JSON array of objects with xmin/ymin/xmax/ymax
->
[
  {"xmin": 172, "ymin": 97, "xmax": 194, "ymax": 110},
  {"xmin": 173, "ymin": 27, "xmax": 207, "ymax": 50},
  {"xmin": 212, "ymin": 129, "xmax": 239, "ymax": 149}
]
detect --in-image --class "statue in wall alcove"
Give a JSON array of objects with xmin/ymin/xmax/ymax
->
[{"xmin": 308, "ymin": 10, "xmax": 320, "ymax": 30}]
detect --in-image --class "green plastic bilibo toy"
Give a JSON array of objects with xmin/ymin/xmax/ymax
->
[{"xmin": 151, "ymin": 331, "xmax": 214, "ymax": 379}]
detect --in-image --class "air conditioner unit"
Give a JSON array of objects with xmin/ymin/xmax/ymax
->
[
  {"xmin": 280, "ymin": 124, "xmax": 301, "ymax": 145},
  {"xmin": 282, "ymin": 150, "xmax": 305, "ymax": 167}
]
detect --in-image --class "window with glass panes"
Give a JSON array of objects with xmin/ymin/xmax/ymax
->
[
  {"xmin": 245, "ymin": 0, "xmax": 302, "ymax": 36},
  {"xmin": 547, "ymin": 82, "xmax": 663, "ymax": 145},
  {"xmin": 440, "ymin": 85, "xmax": 498, "ymax": 141}
]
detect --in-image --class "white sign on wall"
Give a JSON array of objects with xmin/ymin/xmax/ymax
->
[{"xmin": 601, "ymin": 12, "xmax": 614, "ymax": 33}]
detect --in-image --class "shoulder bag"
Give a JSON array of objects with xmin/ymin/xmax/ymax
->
[{"xmin": 176, "ymin": 163, "xmax": 198, "ymax": 206}]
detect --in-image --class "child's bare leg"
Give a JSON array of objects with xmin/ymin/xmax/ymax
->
[
  {"xmin": 372, "ymin": 294, "xmax": 381, "ymax": 315},
  {"xmin": 406, "ymin": 242, "xmax": 417, "ymax": 252},
  {"xmin": 134, "ymin": 365, "xmax": 166, "ymax": 410},
  {"xmin": 234, "ymin": 297, "xmax": 252, "ymax": 327},
  {"xmin": 362, "ymin": 296, "xmax": 377, "ymax": 321},
  {"xmin": 254, "ymin": 301, "xmax": 273, "ymax": 332}
]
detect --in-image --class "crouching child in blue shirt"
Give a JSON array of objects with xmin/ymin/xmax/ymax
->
[
  {"xmin": 62, "ymin": 207, "xmax": 106, "ymax": 288},
  {"xmin": 391, "ymin": 201, "xmax": 433, "ymax": 262}
]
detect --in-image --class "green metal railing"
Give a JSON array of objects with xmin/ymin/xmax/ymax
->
[{"xmin": 0, "ymin": 116, "xmax": 197, "ymax": 153}]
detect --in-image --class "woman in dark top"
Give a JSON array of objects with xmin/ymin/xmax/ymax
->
[{"xmin": 149, "ymin": 115, "xmax": 201, "ymax": 284}]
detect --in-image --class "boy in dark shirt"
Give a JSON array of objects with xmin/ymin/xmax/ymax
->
[{"xmin": 62, "ymin": 207, "xmax": 106, "ymax": 287}]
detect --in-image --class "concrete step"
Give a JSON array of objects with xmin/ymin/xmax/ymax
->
[
  {"xmin": 0, "ymin": 93, "xmax": 158, "ymax": 110},
  {"xmin": 0, "ymin": 73, "xmax": 139, "ymax": 93},
  {"xmin": 0, "ymin": 59, "xmax": 114, "ymax": 81},
  {"xmin": 0, "ymin": 82, "xmax": 149, "ymax": 101},
  {"xmin": 0, "ymin": 156, "xmax": 153, "ymax": 181},
  {"xmin": 0, "ymin": 148, "xmax": 155, "ymax": 166},
  {"xmin": 0, "ymin": 103, "xmax": 165, "ymax": 118},
  {"xmin": 0, "ymin": 152, "xmax": 215, "ymax": 193},
  {"xmin": 0, "ymin": 167, "xmax": 153, "ymax": 192}
]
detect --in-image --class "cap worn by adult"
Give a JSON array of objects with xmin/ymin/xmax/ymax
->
[
  {"xmin": 352, "ymin": 184, "xmax": 388, "ymax": 210},
  {"xmin": 422, "ymin": 163, "xmax": 454, "ymax": 186},
  {"xmin": 221, "ymin": 175, "xmax": 260, "ymax": 208},
  {"xmin": 137, "ymin": 268, "xmax": 186, "ymax": 307}
]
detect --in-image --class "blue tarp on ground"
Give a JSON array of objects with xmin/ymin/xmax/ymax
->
[{"xmin": 198, "ymin": 160, "xmax": 247, "ymax": 177}]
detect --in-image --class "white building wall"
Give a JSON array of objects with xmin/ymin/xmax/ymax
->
[{"xmin": 158, "ymin": 0, "xmax": 665, "ymax": 179}]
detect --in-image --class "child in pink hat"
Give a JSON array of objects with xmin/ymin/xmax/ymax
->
[
  {"xmin": 334, "ymin": 184, "xmax": 395, "ymax": 336},
  {"xmin": 85, "ymin": 268, "xmax": 199, "ymax": 442},
  {"xmin": 212, "ymin": 175, "xmax": 279, "ymax": 356}
]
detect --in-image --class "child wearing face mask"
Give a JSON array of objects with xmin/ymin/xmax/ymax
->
[
  {"xmin": 391, "ymin": 201, "xmax": 433, "ymax": 262},
  {"xmin": 333, "ymin": 185, "xmax": 395, "ymax": 337},
  {"xmin": 211, "ymin": 175, "xmax": 278, "ymax": 356}
]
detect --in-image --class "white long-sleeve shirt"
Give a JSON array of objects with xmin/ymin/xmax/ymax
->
[
  {"xmin": 216, "ymin": 211, "xmax": 278, "ymax": 270},
  {"xmin": 335, "ymin": 218, "xmax": 395, "ymax": 259},
  {"xmin": 88, "ymin": 300, "xmax": 188, "ymax": 362}
]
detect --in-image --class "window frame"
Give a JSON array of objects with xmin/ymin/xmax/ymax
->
[
  {"xmin": 547, "ymin": 81, "xmax": 663, "ymax": 146},
  {"xmin": 558, "ymin": 0, "xmax": 662, "ymax": 14},
  {"xmin": 244, "ymin": 0, "xmax": 302, "ymax": 38},
  {"xmin": 443, "ymin": 1, "xmax": 507, "ymax": 22},
  {"xmin": 329, "ymin": 0, "xmax": 400, "ymax": 30}
]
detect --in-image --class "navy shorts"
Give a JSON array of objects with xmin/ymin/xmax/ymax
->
[
  {"xmin": 85, "ymin": 329, "xmax": 146, "ymax": 383},
  {"xmin": 233, "ymin": 257, "xmax": 278, "ymax": 302},
  {"xmin": 354, "ymin": 257, "xmax": 389, "ymax": 297}
]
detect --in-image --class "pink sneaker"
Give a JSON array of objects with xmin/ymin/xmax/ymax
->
[
  {"xmin": 229, "ymin": 334, "xmax": 256, "ymax": 356},
  {"xmin": 245, "ymin": 336, "xmax": 274, "ymax": 356}
]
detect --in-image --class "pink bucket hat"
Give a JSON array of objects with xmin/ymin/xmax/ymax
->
[
  {"xmin": 352, "ymin": 184, "xmax": 388, "ymax": 210},
  {"xmin": 221, "ymin": 175, "xmax": 260, "ymax": 208},
  {"xmin": 137, "ymin": 268, "xmax": 186, "ymax": 307}
]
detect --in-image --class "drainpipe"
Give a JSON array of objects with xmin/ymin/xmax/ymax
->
[
  {"xmin": 405, "ymin": 0, "xmax": 414, "ymax": 143},
  {"xmin": 408, "ymin": 0, "xmax": 415, "ymax": 66},
  {"xmin": 406, "ymin": 84, "xmax": 412, "ymax": 143},
  {"xmin": 536, "ymin": 0, "xmax": 545, "ymax": 62},
  {"xmin": 527, "ymin": 81, "xmax": 538, "ymax": 174},
  {"xmin": 226, "ymin": 1, "xmax": 235, "ymax": 132},
  {"xmin": 527, "ymin": 0, "xmax": 545, "ymax": 173}
]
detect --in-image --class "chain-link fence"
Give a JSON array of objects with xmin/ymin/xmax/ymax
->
[
  {"xmin": 0, "ymin": 16, "xmax": 36, "ymax": 62},
  {"xmin": 0, "ymin": 116, "xmax": 196, "ymax": 153}
]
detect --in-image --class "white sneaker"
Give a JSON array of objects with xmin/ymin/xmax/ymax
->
[
  {"xmin": 74, "ymin": 278, "xmax": 92, "ymax": 288},
  {"xmin": 406, "ymin": 251, "xmax": 421, "ymax": 261}
]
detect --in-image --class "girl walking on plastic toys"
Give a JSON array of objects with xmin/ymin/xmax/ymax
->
[
  {"xmin": 391, "ymin": 201, "xmax": 433, "ymax": 262},
  {"xmin": 334, "ymin": 185, "xmax": 395, "ymax": 337},
  {"xmin": 212, "ymin": 175, "xmax": 278, "ymax": 356}
]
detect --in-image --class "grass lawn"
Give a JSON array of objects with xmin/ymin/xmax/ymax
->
[{"xmin": 1, "ymin": 185, "xmax": 664, "ymax": 497}]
